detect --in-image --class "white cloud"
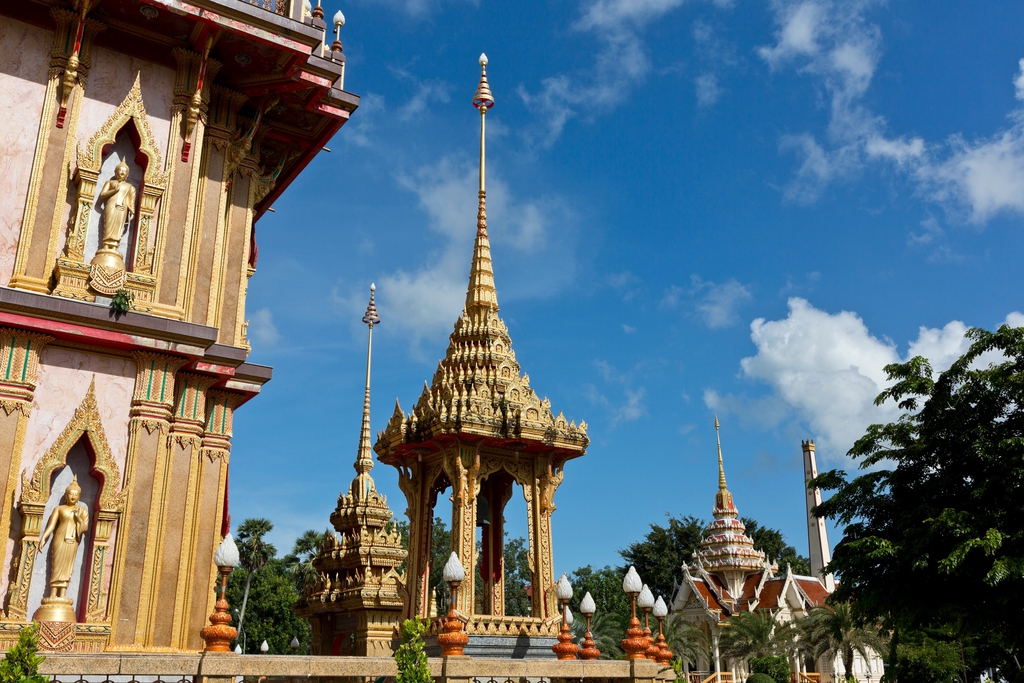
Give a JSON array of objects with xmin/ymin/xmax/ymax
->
[
  {"xmin": 519, "ymin": 0, "xmax": 702, "ymax": 147},
  {"xmin": 695, "ymin": 73, "xmax": 722, "ymax": 107},
  {"xmin": 761, "ymin": 2, "xmax": 1024, "ymax": 224},
  {"xmin": 248, "ymin": 308, "xmax": 280, "ymax": 346},
  {"xmin": 389, "ymin": 67, "xmax": 453, "ymax": 121},
  {"xmin": 586, "ymin": 360, "xmax": 647, "ymax": 425},
  {"xmin": 373, "ymin": 155, "xmax": 565, "ymax": 351},
  {"xmin": 709, "ymin": 298, "xmax": 1024, "ymax": 466},
  {"xmin": 692, "ymin": 276, "xmax": 752, "ymax": 328}
]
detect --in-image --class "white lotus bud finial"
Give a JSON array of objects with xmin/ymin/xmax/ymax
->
[
  {"xmin": 563, "ymin": 604, "xmax": 574, "ymax": 625},
  {"xmin": 333, "ymin": 10, "xmax": 345, "ymax": 27},
  {"xmin": 638, "ymin": 584, "xmax": 655, "ymax": 609},
  {"xmin": 622, "ymin": 566, "xmax": 642, "ymax": 594},
  {"xmin": 442, "ymin": 551, "xmax": 465, "ymax": 583},
  {"xmin": 213, "ymin": 533, "xmax": 239, "ymax": 569},
  {"xmin": 260, "ymin": 639, "xmax": 269, "ymax": 653},
  {"xmin": 555, "ymin": 573, "xmax": 573, "ymax": 601},
  {"xmin": 370, "ymin": 282, "xmax": 376, "ymax": 292},
  {"xmin": 580, "ymin": 591, "xmax": 596, "ymax": 616},
  {"xmin": 479, "ymin": 53, "xmax": 488, "ymax": 67},
  {"xmin": 653, "ymin": 595, "xmax": 668, "ymax": 618}
]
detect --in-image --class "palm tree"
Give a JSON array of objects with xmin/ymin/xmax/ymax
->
[
  {"xmin": 718, "ymin": 610, "xmax": 796, "ymax": 663},
  {"xmin": 236, "ymin": 518, "xmax": 276, "ymax": 636},
  {"xmin": 799, "ymin": 604, "xmax": 887, "ymax": 683},
  {"xmin": 282, "ymin": 529, "xmax": 326, "ymax": 595},
  {"xmin": 570, "ymin": 609, "xmax": 626, "ymax": 659},
  {"xmin": 664, "ymin": 615, "xmax": 712, "ymax": 671}
]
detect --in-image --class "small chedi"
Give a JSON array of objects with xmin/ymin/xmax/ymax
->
[
  {"xmin": 296, "ymin": 287, "xmax": 408, "ymax": 655},
  {"xmin": 374, "ymin": 55, "xmax": 589, "ymax": 658}
]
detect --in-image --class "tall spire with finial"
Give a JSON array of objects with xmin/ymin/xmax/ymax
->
[
  {"xmin": 466, "ymin": 53, "xmax": 498, "ymax": 317},
  {"xmin": 715, "ymin": 415, "xmax": 727, "ymax": 491},
  {"xmin": 350, "ymin": 283, "xmax": 380, "ymax": 500}
]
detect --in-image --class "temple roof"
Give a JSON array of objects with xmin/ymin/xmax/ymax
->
[{"xmin": 376, "ymin": 61, "xmax": 587, "ymax": 462}]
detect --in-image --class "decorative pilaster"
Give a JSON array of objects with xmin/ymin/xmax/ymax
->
[
  {"xmin": 10, "ymin": 9, "xmax": 103, "ymax": 294},
  {"xmin": 107, "ymin": 352, "xmax": 185, "ymax": 645}
]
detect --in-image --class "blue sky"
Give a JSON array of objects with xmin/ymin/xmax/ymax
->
[{"xmin": 231, "ymin": 0, "xmax": 1024, "ymax": 575}]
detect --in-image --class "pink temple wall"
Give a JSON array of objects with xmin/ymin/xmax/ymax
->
[
  {"xmin": 0, "ymin": 17, "xmax": 52, "ymax": 287},
  {"xmin": 0, "ymin": 347, "xmax": 135, "ymax": 609},
  {"xmin": 75, "ymin": 46, "xmax": 175, "ymax": 170}
]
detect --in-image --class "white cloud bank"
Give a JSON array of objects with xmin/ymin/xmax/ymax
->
[
  {"xmin": 761, "ymin": 0, "xmax": 1024, "ymax": 224},
  {"xmin": 706, "ymin": 298, "xmax": 1024, "ymax": 465}
]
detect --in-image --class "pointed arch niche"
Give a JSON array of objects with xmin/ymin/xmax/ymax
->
[
  {"xmin": 6, "ymin": 379, "xmax": 127, "ymax": 623},
  {"xmin": 53, "ymin": 74, "xmax": 166, "ymax": 309}
]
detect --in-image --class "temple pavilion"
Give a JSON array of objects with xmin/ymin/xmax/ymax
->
[
  {"xmin": 669, "ymin": 424, "xmax": 884, "ymax": 683},
  {"xmin": 373, "ymin": 56, "xmax": 589, "ymax": 658}
]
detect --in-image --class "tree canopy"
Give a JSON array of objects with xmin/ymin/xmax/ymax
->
[{"xmin": 814, "ymin": 324, "xmax": 1024, "ymax": 681}]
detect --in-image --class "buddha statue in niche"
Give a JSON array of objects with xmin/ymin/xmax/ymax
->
[
  {"xmin": 90, "ymin": 157, "xmax": 136, "ymax": 274},
  {"xmin": 33, "ymin": 476, "xmax": 90, "ymax": 623}
]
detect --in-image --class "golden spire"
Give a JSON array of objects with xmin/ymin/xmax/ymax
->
[
  {"xmin": 715, "ymin": 415, "xmax": 727, "ymax": 491},
  {"xmin": 351, "ymin": 283, "xmax": 380, "ymax": 500},
  {"xmin": 466, "ymin": 53, "xmax": 498, "ymax": 317}
]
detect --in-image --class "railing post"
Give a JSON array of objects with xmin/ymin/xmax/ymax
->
[{"xmin": 288, "ymin": 0, "xmax": 305, "ymax": 21}]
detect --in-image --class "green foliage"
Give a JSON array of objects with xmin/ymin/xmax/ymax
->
[
  {"xmin": 109, "ymin": 288, "xmax": 134, "ymax": 315},
  {"xmin": 395, "ymin": 618, "xmax": 431, "ymax": 683},
  {"xmin": 798, "ymin": 605, "xmax": 885, "ymax": 683},
  {"xmin": 749, "ymin": 654, "xmax": 791, "ymax": 683},
  {"xmin": 718, "ymin": 611, "xmax": 794, "ymax": 662},
  {"xmin": 427, "ymin": 517, "xmax": 452, "ymax": 614},
  {"xmin": 746, "ymin": 674, "xmax": 775, "ymax": 683},
  {"xmin": 887, "ymin": 633, "xmax": 965, "ymax": 683},
  {"xmin": 742, "ymin": 518, "xmax": 811, "ymax": 576},
  {"xmin": 570, "ymin": 564, "xmax": 631, "ymax": 626},
  {"xmin": 503, "ymin": 535, "xmax": 532, "ymax": 617},
  {"xmin": 0, "ymin": 624, "xmax": 47, "ymax": 683},
  {"xmin": 235, "ymin": 517, "xmax": 277, "ymax": 637},
  {"xmin": 282, "ymin": 529, "xmax": 326, "ymax": 596},
  {"xmin": 619, "ymin": 514, "xmax": 705, "ymax": 601},
  {"xmin": 664, "ymin": 615, "xmax": 711, "ymax": 669},
  {"xmin": 226, "ymin": 557, "xmax": 310, "ymax": 653},
  {"xmin": 813, "ymin": 324, "xmax": 1024, "ymax": 678}
]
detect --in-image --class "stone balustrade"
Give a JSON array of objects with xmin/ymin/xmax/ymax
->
[{"xmin": 39, "ymin": 652, "xmax": 676, "ymax": 683}]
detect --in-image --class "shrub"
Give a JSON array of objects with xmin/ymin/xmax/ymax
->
[
  {"xmin": 746, "ymin": 674, "xmax": 776, "ymax": 683},
  {"xmin": 0, "ymin": 624, "xmax": 47, "ymax": 683},
  {"xmin": 749, "ymin": 654, "xmax": 791, "ymax": 683},
  {"xmin": 395, "ymin": 618, "xmax": 430, "ymax": 683}
]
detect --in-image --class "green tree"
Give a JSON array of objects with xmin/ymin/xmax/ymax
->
[
  {"xmin": 718, "ymin": 611, "xmax": 794, "ymax": 663},
  {"xmin": 812, "ymin": 324, "xmax": 1024, "ymax": 680},
  {"xmin": 235, "ymin": 517, "xmax": 276, "ymax": 636},
  {"xmin": 226, "ymin": 557, "xmax": 309, "ymax": 653},
  {"xmin": 503, "ymin": 535, "xmax": 532, "ymax": 617},
  {"xmin": 570, "ymin": 564, "xmax": 631, "ymax": 628},
  {"xmin": 749, "ymin": 654, "xmax": 792, "ymax": 683},
  {"xmin": 799, "ymin": 605, "xmax": 886, "ymax": 683},
  {"xmin": 742, "ymin": 517, "xmax": 811, "ymax": 576},
  {"xmin": 0, "ymin": 624, "xmax": 47, "ymax": 683},
  {"xmin": 619, "ymin": 514, "xmax": 705, "ymax": 601},
  {"xmin": 886, "ymin": 630, "xmax": 970, "ymax": 683},
  {"xmin": 664, "ymin": 615, "xmax": 711, "ymax": 670},
  {"xmin": 395, "ymin": 618, "xmax": 431, "ymax": 683},
  {"xmin": 427, "ymin": 517, "xmax": 452, "ymax": 614},
  {"xmin": 282, "ymin": 529, "xmax": 326, "ymax": 596}
]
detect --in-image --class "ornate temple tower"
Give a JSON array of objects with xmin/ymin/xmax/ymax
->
[
  {"xmin": 0, "ymin": 0, "xmax": 357, "ymax": 651},
  {"xmin": 296, "ymin": 286, "xmax": 407, "ymax": 655},
  {"xmin": 375, "ymin": 55, "xmax": 589, "ymax": 657},
  {"xmin": 801, "ymin": 440, "xmax": 835, "ymax": 592},
  {"xmin": 692, "ymin": 418, "xmax": 769, "ymax": 600}
]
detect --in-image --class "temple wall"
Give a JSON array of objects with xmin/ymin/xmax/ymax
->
[
  {"xmin": 75, "ymin": 46, "xmax": 174, "ymax": 170},
  {"xmin": 0, "ymin": 17, "xmax": 52, "ymax": 287},
  {"xmin": 0, "ymin": 347, "xmax": 135, "ymax": 599}
]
